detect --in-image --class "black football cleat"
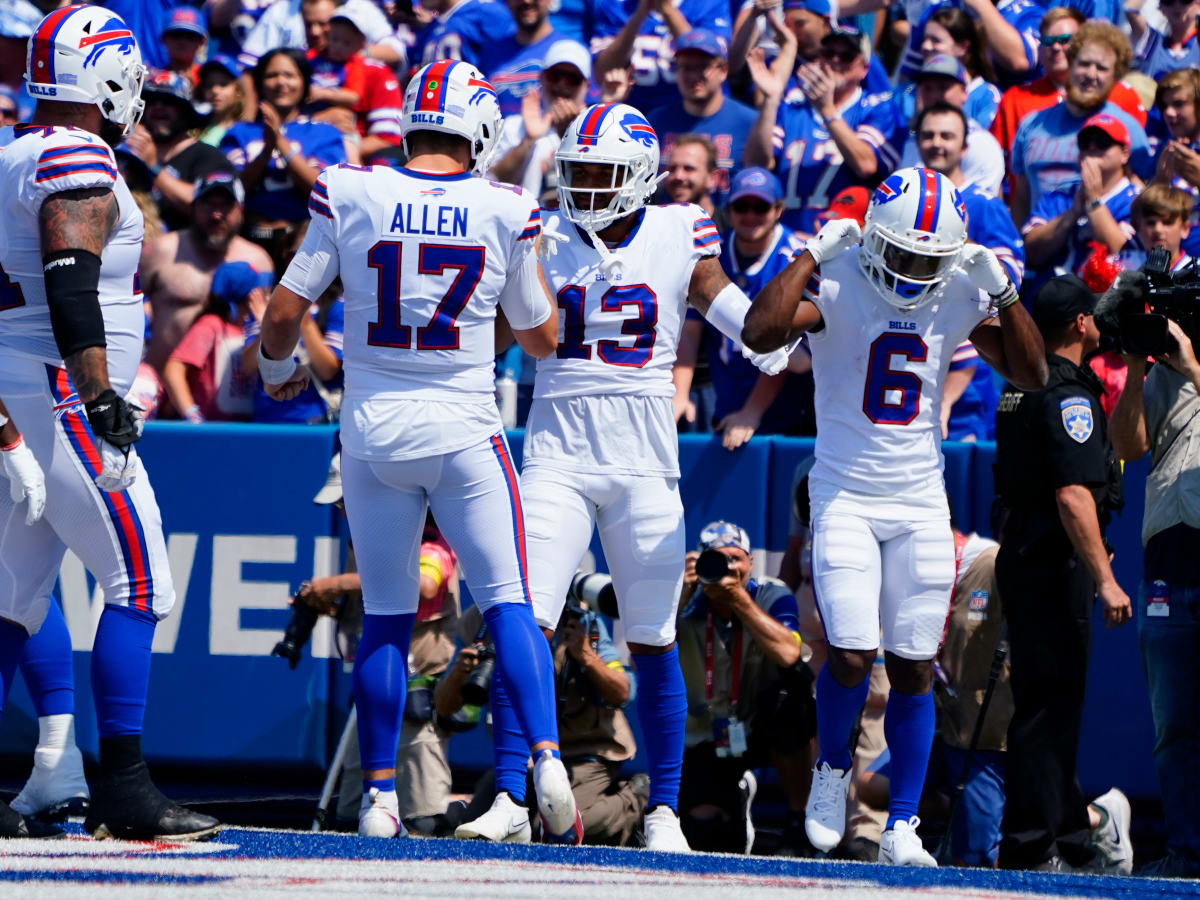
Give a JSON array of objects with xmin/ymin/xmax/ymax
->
[
  {"xmin": 0, "ymin": 798, "xmax": 64, "ymax": 839},
  {"xmin": 84, "ymin": 761, "xmax": 220, "ymax": 842}
]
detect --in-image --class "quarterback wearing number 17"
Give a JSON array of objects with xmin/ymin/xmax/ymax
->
[{"xmin": 741, "ymin": 166, "xmax": 1048, "ymax": 866}]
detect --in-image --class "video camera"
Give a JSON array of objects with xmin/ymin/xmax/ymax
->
[{"xmin": 1098, "ymin": 247, "xmax": 1200, "ymax": 357}]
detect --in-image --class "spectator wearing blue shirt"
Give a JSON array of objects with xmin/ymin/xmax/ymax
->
[
  {"xmin": 221, "ymin": 49, "xmax": 350, "ymax": 267},
  {"xmin": 913, "ymin": 6, "xmax": 1001, "ymax": 130},
  {"xmin": 648, "ymin": 30, "xmax": 758, "ymax": 208},
  {"xmin": 548, "ymin": 0, "xmax": 594, "ymax": 44},
  {"xmin": 1024, "ymin": 113, "xmax": 1139, "ymax": 291},
  {"xmin": 1127, "ymin": 0, "xmax": 1200, "ymax": 82},
  {"xmin": 1009, "ymin": 21, "xmax": 1148, "ymax": 230},
  {"xmin": 479, "ymin": 0, "xmax": 569, "ymax": 117},
  {"xmin": 591, "ymin": 0, "xmax": 732, "ymax": 114},
  {"xmin": 1151, "ymin": 69, "xmax": 1200, "ymax": 260},
  {"xmin": 673, "ymin": 168, "xmax": 807, "ymax": 446},
  {"xmin": 416, "ymin": 0, "xmax": 518, "ymax": 68}
]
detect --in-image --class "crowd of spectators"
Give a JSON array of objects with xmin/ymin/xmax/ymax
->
[{"xmin": 1, "ymin": 0, "xmax": 1197, "ymax": 873}]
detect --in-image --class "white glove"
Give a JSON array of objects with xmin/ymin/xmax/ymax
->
[
  {"xmin": 1, "ymin": 436, "xmax": 46, "ymax": 525},
  {"xmin": 804, "ymin": 218, "xmax": 862, "ymax": 265},
  {"xmin": 960, "ymin": 244, "xmax": 1011, "ymax": 297},
  {"xmin": 94, "ymin": 439, "xmax": 140, "ymax": 493},
  {"xmin": 538, "ymin": 214, "xmax": 570, "ymax": 261},
  {"xmin": 742, "ymin": 345, "xmax": 790, "ymax": 376}
]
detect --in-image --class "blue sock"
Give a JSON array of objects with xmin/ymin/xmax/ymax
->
[
  {"xmin": 364, "ymin": 776, "xmax": 395, "ymax": 793},
  {"xmin": 0, "ymin": 618, "xmax": 29, "ymax": 717},
  {"xmin": 633, "ymin": 646, "xmax": 686, "ymax": 811},
  {"xmin": 883, "ymin": 689, "xmax": 935, "ymax": 830},
  {"xmin": 489, "ymin": 671, "xmax": 530, "ymax": 803},
  {"xmin": 816, "ymin": 664, "xmax": 870, "ymax": 771},
  {"xmin": 20, "ymin": 600, "xmax": 75, "ymax": 718},
  {"xmin": 92, "ymin": 604, "xmax": 156, "ymax": 737},
  {"xmin": 353, "ymin": 613, "xmax": 415, "ymax": 779},
  {"xmin": 482, "ymin": 601, "xmax": 558, "ymax": 748}
]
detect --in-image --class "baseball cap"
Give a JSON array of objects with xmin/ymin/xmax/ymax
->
[
  {"xmin": 143, "ymin": 69, "xmax": 195, "ymax": 105},
  {"xmin": 313, "ymin": 453, "xmax": 343, "ymax": 505},
  {"xmin": 1031, "ymin": 274, "xmax": 1097, "ymax": 328},
  {"xmin": 783, "ymin": 0, "xmax": 833, "ymax": 17},
  {"xmin": 330, "ymin": 5, "xmax": 373, "ymax": 36},
  {"xmin": 821, "ymin": 25, "xmax": 870, "ymax": 59},
  {"xmin": 542, "ymin": 39, "xmax": 592, "ymax": 80},
  {"xmin": 164, "ymin": 7, "xmax": 207, "ymax": 39},
  {"xmin": 211, "ymin": 261, "xmax": 273, "ymax": 316},
  {"xmin": 698, "ymin": 520, "xmax": 751, "ymax": 553},
  {"xmin": 674, "ymin": 29, "xmax": 728, "ymax": 59},
  {"xmin": 816, "ymin": 185, "xmax": 871, "ymax": 228},
  {"xmin": 1078, "ymin": 112, "xmax": 1130, "ymax": 149},
  {"xmin": 915, "ymin": 53, "xmax": 967, "ymax": 85},
  {"xmin": 728, "ymin": 167, "xmax": 782, "ymax": 204},
  {"xmin": 199, "ymin": 54, "xmax": 243, "ymax": 79},
  {"xmin": 194, "ymin": 170, "xmax": 246, "ymax": 204}
]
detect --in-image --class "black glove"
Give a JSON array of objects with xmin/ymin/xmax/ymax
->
[
  {"xmin": 1094, "ymin": 270, "xmax": 1147, "ymax": 338},
  {"xmin": 85, "ymin": 389, "xmax": 140, "ymax": 449}
]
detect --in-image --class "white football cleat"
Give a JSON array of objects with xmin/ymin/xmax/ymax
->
[
  {"xmin": 358, "ymin": 788, "xmax": 405, "ymax": 839},
  {"xmin": 879, "ymin": 816, "xmax": 937, "ymax": 867},
  {"xmin": 533, "ymin": 752, "xmax": 582, "ymax": 844},
  {"xmin": 11, "ymin": 744, "xmax": 90, "ymax": 818},
  {"xmin": 1089, "ymin": 788, "xmax": 1133, "ymax": 874},
  {"xmin": 454, "ymin": 791, "xmax": 532, "ymax": 843},
  {"xmin": 805, "ymin": 762, "xmax": 851, "ymax": 852},
  {"xmin": 644, "ymin": 806, "xmax": 691, "ymax": 852}
]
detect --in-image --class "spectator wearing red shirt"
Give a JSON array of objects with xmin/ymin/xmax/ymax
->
[{"xmin": 162, "ymin": 262, "xmax": 270, "ymax": 423}]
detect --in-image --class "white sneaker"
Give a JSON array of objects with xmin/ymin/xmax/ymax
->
[
  {"xmin": 358, "ymin": 788, "xmax": 406, "ymax": 838},
  {"xmin": 644, "ymin": 806, "xmax": 690, "ymax": 853},
  {"xmin": 804, "ymin": 762, "xmax": 851, "ymax": 852},
  {"xmin": 532, "ymin": 753, "xmax": 582, "ymax": 844},
  {"xmin": 879, "ymin": 816, "xmax": 937, "ymax": 867},
  {"xmin": 1089, "ymin": 788, "xmax": 1133, "ymax": 874},
  {"xmin": 11, "ymin": 745, "xmax": 90, "ymax": 818},
  {"xmin": 455, "ymin": 791, "xmax": 532, "ymax": 842},
  {"xmin": 738, "ymin": 770, "xmax": 757, "ymax": 855}
]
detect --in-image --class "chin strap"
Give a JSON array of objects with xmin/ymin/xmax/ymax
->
[{"xmin": 583, "ymin": 226, "xmax": 626, "ymax": 279}]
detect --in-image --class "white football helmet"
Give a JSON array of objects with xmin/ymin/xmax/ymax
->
[
  {"xmin": 401, "ymin": 60, "xmax": 502, "ymax": 175},
  {"xmin": 858, "ymin": 167, "xmax": 968, "ymax": 311},
  {"xmin": 556, "ymin": 103, "xmax": 662, "ymax": 231},
  {"xmin": 25, "ymin": 5, "xmax": 146, "ymax": 138}
]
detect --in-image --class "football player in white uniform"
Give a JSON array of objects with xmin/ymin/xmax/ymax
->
[
  {"xmin": 0, "ymin": 5, "xmax": 219, "ymax": 842},
  {"xmin": 457, "ymin": 102, "xmax": 791, "ymax": 852},
  {"xmin": 256, "ymin": 60, "xmax": 582, "ymax": 842},
  {"xmin": 742, "ymin": 166, "xmax": 1047, "ymax": 865}
]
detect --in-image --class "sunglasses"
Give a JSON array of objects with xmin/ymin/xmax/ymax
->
[
  {"xmin": 1078, "ymin": 134, "xmax": 1119, "ymax": 152},
  {"xmin": 1161, "ymin": 0, "xmax": 1193, "ymax": 7},
  {"xmin": 1040, "ymin": 33, "xmax": 1073, "ymax": 47},
  {"xmin": 543, "ymin": 66, "xmax": 585, "ymax": 87},
  {"xmin": 731, "ymin": 200, "xmax": 771, "ymax": 215},
  {"xmin": 0, "ymin": 106, "xmax": 16, "ymax": 118},
  {"xmin": 819, "ymin": 47, "xmax": 858, "ymax": 63}
]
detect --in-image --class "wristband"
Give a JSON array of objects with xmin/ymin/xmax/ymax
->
[
  {"xmin": 148, "ymin": 163, "xmax": 162, "ymax": 177},
  {"xmin": 0, "ymin": 435, "xmax": 21, "ymax": 452},
  {"xmin": 991, "ymin": 282, "xmax": 1020, "ymax": 310},
  {"xmin": 257, "ymin": 342, "xmax": 298, "ymax": 384}
]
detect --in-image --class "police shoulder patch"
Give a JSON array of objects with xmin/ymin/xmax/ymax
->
[{"xmin": 1059, "ymin": 395, "xmax": 1093, "ymax": 443}]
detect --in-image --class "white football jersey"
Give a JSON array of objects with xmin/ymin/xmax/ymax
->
[
  {"xmin": 534, "ymin": 203, "xmax": 720, "ymax": 400},
  {"xmin": 0, "ymin": 125, "xmax": 145, "ymax": 390},
  {"xmin": 807, "ymin": 249, "xmax": 993, "ymax": 498}
]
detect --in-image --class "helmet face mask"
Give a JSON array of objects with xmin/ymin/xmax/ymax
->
[
  {"xmin": 857, "ymin": 167, "xmax": 967, "ymax": 311},
  {"xmin": 556, "ymin": 104, "xmax": 662, "ymax": 233},
  {"xmin": 400, "ymin": 60, "xmax": 501, "ymax": 175}
]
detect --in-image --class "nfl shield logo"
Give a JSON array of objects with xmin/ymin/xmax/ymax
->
[{"xmin": 1060, "ymin": 396, "xmax": 1094, "ymax": 444}]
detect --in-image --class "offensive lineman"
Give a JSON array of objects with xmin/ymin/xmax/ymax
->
[
  {"xmin": 742, "ymin": 166, "xmax": 1047, "ymax": 865},
  {"xmin": 456, "ymin": 102, "xmax": 791, "ymax": 851},
  {"xmin": 0, "ymin": 6, "xmax": 218, "ymax": 841},
  {"xmin": 256, "ymin": 60, "xmax": 581, "ymax": 841}
]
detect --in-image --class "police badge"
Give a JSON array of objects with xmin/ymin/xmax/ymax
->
[{"xmin": 1060, "ymin": 396, "xmax": 1094, "ymax": 444}]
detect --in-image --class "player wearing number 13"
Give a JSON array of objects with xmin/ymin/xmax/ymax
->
[
  {"xmin": 256, "ymin": 60, "xmax": 582, "ymax": 843},
  {"xmin": 742, "ymin": 166, "xmax": 1048, "ymax": 866},
  {"xmin": 457, "ymin": 101, "xmax": 791, "ymax": 852}
]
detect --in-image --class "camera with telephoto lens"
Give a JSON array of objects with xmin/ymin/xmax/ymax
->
[
  {"xmin": 695, "ymin": 548, "xmax": 735, "ymax": 585},
  {"xmin": 567, "ymin": 571, "xmax": 620, "ymax": 619},
  {"xmin": 272, "ymin": 588, "xmax": 322, "ymax": 669},
  {"xmin": 1098, "ymin": 247, "xmax": 1200, "ymax": 357},
  {"xmin": 459, "ymin": 620, "xmax": 495, "ymax": 707}
]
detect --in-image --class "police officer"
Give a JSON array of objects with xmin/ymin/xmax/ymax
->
[{"xmin": 993, "ymin": 275, "xmax": 1131, "ymax": 871}]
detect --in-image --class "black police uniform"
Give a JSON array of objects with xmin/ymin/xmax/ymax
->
[{"xmin": 993, "ymin": 353, "xmax": 1122, "ymax": 870}]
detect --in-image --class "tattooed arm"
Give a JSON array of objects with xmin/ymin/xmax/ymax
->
[{"xmin": 38, "ymin": 187, "xmax": 119, "ymax": 403}]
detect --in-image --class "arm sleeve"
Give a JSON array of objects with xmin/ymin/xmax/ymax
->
[
  {"xmin": 757, "ymin": 580, "xmax": 802, "ymax": 634},
  {"xmin": 858, "ymin": 100, "xmax": 902, "ymax": 172},
  {"xmin": 1025, "ymin": 189, "xmax": 1069, "ymax": 232},
  {"xmin": 948, "ymin": 340, "xmax": 979, "ymax": 374},
  {"xmin": 31, "ymin": 137, "xmax": 118, "ymax": 203},
  {"xmin": 497, "ymin": 206, "xmax": 551, "ymax": 330},
  {"xmin": 689, "ymin": 206, "xmax": 722, "ymax": 262},
  {"xmin": 278, "ymin": 176, "xmax": 340, "ymax": 301}
]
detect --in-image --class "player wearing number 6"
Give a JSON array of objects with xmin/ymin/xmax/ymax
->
[
  {"xmin": 457, "ymin": 102, "xmax": 791, "ymax": 852},
  {"xmin": 257, "ymin": 60, "xmax": 582, "ymax": 843},
  {"xmin": 742, "ymin": 166, "xmax": 1047, "ymax": 866}
]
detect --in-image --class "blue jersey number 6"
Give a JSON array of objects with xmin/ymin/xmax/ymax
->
[{"xmin": 862, "ymin": 331, "xmax": 928, "ymax": 425}]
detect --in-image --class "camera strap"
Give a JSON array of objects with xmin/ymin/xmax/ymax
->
[{"xmin": 705, "ymin": 612, "xmax": 742, "ymax": 711}]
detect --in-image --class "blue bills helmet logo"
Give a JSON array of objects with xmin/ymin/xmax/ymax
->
[
  {"xmin": 619, "ymin": 112, "xmax": 657, "ymax": 148},
  {"xmin": 79, "ymin": 17, "xmax": 137, "ymax": 68},
  {"xmin": 873, "ymin": 173, "xmax": 905, "ymax": 206},
  {"xmin": 1060, "ymin": 396, "xmax": 1094, "ymax": 443}
]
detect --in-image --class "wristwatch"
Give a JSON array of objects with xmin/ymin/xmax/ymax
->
[{"xmin": 1087, "ymin": 197, "xmax": 1104, "ymax": 212}]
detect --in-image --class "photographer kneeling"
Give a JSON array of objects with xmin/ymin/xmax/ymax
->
[
  {"xmin": 1106, "ymin": 262, "xmax": 1200, "ymax": 879},
  {"xmin": 676, "ymin": 521, "xmax": 813, "ymax": 854}
]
